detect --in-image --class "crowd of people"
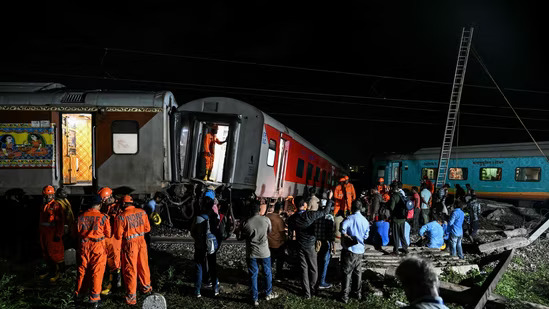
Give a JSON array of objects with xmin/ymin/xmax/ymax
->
[{"xmin": 33, "ymin": 174, "xmax": 479, "ymax": 308}]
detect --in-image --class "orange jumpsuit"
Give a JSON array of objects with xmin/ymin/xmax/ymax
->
[
  {"xmin": 39, "ymin": 200, "xmax": 65, "ymax": 263},
  {"xmin": 334, "ymin": 184, "xmax": 344, "ymax": 215},
  {"xmin": 75, "ymin": 209, "xmax": 110, "ymax": 303},
  {"xmin": 105, "ymin": 202, "xmax": 122, "ymax": 272},
  {"xmin": 343, "ymin": 183, "xmax": 356, "ymax": 213},
  {"xmin": 115, "ymin": 206, "xmax": 152, "ymax": 305},
  {"xmin": 203, "ymin": 133, "xmax": 222, "ymax": 170}
]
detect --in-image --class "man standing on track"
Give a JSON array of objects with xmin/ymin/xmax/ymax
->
[
  {"xmin": 98, "ymin": 187, "xmax": 122, "ymax": 295},
  {"xmin": 343, "ymin": 176, "xmax": 356, "ymax": 216},
  {"xmin": 38, "ymin": 185, "xmax": 65, "ymax": 283},
  {"xmin": 115, "ymin": 195, "xmax": 153, "ymax": 305},
  {"xmin": 74, "ymin": 195, "xmax": 110, "ymax": 308}
]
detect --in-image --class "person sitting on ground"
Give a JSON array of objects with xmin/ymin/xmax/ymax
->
[
  {"xmin": 448, "ymin": 201, "xmax": 465, "ymax": 259},
  {"xmin": 372, "ymin": 212, "xmax": 390, "ymax": 248},
  {"xmin": 339, "ymin": 200, "xmax": 370, "ymax": 303},
  {"xmin": 419, "ymin": 215, "xmax": 445, "ymax": 249},
  {"xmin": 396, "ymin": 256, "xmax": 449, "ymax": 309}
]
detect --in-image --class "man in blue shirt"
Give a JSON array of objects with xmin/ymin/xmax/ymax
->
[
  {"xmin": 339, "ymin": 200, "xmax": 370, "ymax": 303},
  {"xmin": 448, "ymin": 202, "xmax": 465, "ymax": 259},
  {"xmin": 419, "ymin": 216, "xmax": 444, "ymax": 249},
  {"xmin": 372, "ymin": 212, "xmax": 390, "ymax": 248}
]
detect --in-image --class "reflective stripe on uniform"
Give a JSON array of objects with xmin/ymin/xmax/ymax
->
[
  {"xmin": 81, "ymin": 237, "xmax": 105, "ymax": 243},
  {"xmin": 125, "ymin": 232, "xmax": 144, "ymax": 240}
]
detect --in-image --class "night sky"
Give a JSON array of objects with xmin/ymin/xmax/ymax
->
[{"xmin": 2, "ymin": 2, "xmax": 548, "ymax": 165}]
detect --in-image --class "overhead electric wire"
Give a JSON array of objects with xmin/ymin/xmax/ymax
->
[
  {"xmin": 472, "ymin": 47, "xmax": 549, "ymax": 162},
  {"xmin": 267, "ymin": 112, "xmax": 549, "ymax": 132},
  {"xmin": 104, "ymin": 47, "xmax": 549, "ymax": 96},
  {"xmin": 15, "ymin": 69, "xmax": 549, "ymax": 116}
]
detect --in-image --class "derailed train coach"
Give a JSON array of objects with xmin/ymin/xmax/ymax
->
[
  {"xmin": 372, "ymin": 142, "xmax": 549, "ymax": 207},
  {"xmin": 0, "ymin": 83, "xmax": 345, "ymax": 219}
]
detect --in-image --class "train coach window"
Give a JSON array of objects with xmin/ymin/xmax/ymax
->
[
  {"xmin": 314, "ymin": 166, "xmax": 320, "ymax": 182},
  {"xmin": 112, "ymin": 120, "xmax": 139, "ymax": 154},
  {"xmin": 480, "ymin": 167, "xmax": 502, "ymax": 181},
  {"xmin": 306, "ymin": 163, "xmax": 314, "ymax": 181},
  {"xmin": 515, "ymin": 167, "xmax": 541, "ymax": 182},
  {"xmin": 449, "ymin": 168, "xmax": 468, "ymax": 180},
  {"xmin": 296, "ymin": 158, "xmax": 304, "ymax": 178},
  {"xmin": 421, "ymin": 168, "xmax": 437, "ymax": 180},
  {"xmin": 267, "ymin": 139, "xmax": 276, "ymax": 167}
]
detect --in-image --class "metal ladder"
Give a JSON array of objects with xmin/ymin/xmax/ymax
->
[{"xmin": 435, "ymin": 27, "xmax": 474, "ymax": 189}]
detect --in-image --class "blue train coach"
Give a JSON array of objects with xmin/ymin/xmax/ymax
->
[{"xmin": 372, "ymin": 141, "xmax": 549, "ymax": 206}]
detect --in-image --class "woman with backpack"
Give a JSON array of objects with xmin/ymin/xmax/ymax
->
[{"xmin": 191, "ymin": 197, "xmax": 220, "ymax": 298}]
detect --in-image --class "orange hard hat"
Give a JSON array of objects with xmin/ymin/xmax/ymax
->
[
  {"xmin": 42, "ymin": 185, "xmax": 55, "ymax": 195},
  {"xmin": 98, "ymin": 187, "xmax": 113, "ymax": 199},
  {"xmin": 344, "ymin": 176, "xmax": 349, "ymax": 180},
  {"xmin": 123, "ymin": 195, "xmax": 133, "ymax": 203},
  {"xmin": 379, "ymin": 177, "xmax": 384, "ymax": 182},
  {"xmin": 339, "ymin": 177, "xmax": 346, "ymax": 182}
]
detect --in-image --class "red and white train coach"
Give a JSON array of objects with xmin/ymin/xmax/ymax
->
[{"xmin": 0, "ymin": 83, "xmax": 345, "ymax": 217}]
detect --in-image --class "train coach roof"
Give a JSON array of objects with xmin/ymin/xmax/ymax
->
[
  {"xmin": 0, "ymin": 83, "xmax": 175, "ymax": 108},
  {"xmin": 376, "ymin": 141, "xmax": 549, "ymax": 160},
  {"xmin": 178, "ymin": 97, "xmax": 345, "ymax": 170}
]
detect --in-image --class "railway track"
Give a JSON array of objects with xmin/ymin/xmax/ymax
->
[{"xmin": 151, "ymin": 235, "xmax": 245, "ymax": 244}]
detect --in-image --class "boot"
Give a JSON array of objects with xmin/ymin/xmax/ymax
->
[
  {"xmin": 101, "ymin": 273, "xmax": 113, "ymax": 295},
  {"xmin": 49, "ymin": 262, "xmax": 63, "ymax": 283},
  {"xmin": 39, "ymin": 262, "xmax": 53, "ymax": 280}
]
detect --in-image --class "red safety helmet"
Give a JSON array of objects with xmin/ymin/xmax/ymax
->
[
  {"xmin": 379, "ymin": 177, "xmax": 384, "ymax": 183},
  {"xmin": 123, "ymin": 195, "xmax": 133, "ymax": 203},
  {"xmin": 42, "ymin": 185, "xmax": 55, "ymax": 195},
  {"xmin": 339, "ymin": 177, "xmax": 346, "ymax": 182},
  {"xmin": 344, "ymin": 176, "xmax": 349, "ymax": 181},
  {"xmin": 98, "ymin": 187, "xmax": 113, "ymax": 199}
]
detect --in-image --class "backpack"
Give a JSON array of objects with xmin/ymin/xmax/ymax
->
[
  {"xmin": 393, "ymin": 192, "xmax": 412, "ymax": 219},
  {"xmin": 218, "ymin": 214, "xmax": 231, "ymax": 241},
  {"xmin": 200, "ymin": 214, "xmax": 219, "ymax": 255},
  {"xmin": 401, "ymin": 193, "xmax": 415, "ymax": 211}
]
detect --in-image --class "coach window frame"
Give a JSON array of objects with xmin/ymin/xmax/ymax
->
[
  {"xmin": 296, "ymin": 158, "xmax": 304, "ymax": 178},
  {"xmin": 515, "ymin": 167, "xmax": 541, "ymax": 182},
  {"xmin": 421, "ymin": 168, "xmax": 438, "ymax": 180},
  {"xmin": 479, "ymin": 167, "xmax": 503, "ymax": 181},
  {"xmin": 112, "ymin": 120, "xmax": 139, "ymax": 155},
  {"xmin": 306, "ymin": 163, "xmax": 314, "ymax": 182},
  {"xmin": 448, "ymin": 167, "xmax": 468, "ymax": 180},
  {"xmin": 267, "ymin": 139, "xmax": 276, "ymax": 167}
]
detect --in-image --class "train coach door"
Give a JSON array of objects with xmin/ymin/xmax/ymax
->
[
  {"xmin": 276, "ymin": 137, "xmax": 289, "ymax": 192},
  {"xmin": 60, "ymin": 113, "xmax": 93, "ymax": 186},
  {"xmin": 389, "ymin": 161, "xmax": 402, "ymax": 184}
]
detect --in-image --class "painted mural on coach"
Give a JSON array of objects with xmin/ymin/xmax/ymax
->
[
  {"xmin": 372, "ymin": 142, "xmax": 549, "ymax": 206},
  {"xmin": 0, "ymin": 83, "xmax": 345, "ymax": 219}
]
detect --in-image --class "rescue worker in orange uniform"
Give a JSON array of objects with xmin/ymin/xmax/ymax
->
[
  {"xmin": 98, "ymin": 187, "xmax": 122, "ymax": 295},
  {"xmin": 377, "ymin": 177, "xmax": 385, "ymax": 195},
  {"xmin": 202, "ymin": 124, "xmax": 226, "ymax": 181},
  {"xmin": 333, "ymin": 177, "xmax": 346, "ymax": 215},
  {"xmin": 115, "ymin": 195, "xmax": 152, "ymax": 305},
  {"xmin": 343, "ymin": 176, "xmax": 356, "ymax": 215},
  {"xmin": 74, "ymin": 195, "xmax": 110, "ymax": 308},
  {"xmin": 39, "ymin": 185, "xmax": 66, "ymax": 283}
]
